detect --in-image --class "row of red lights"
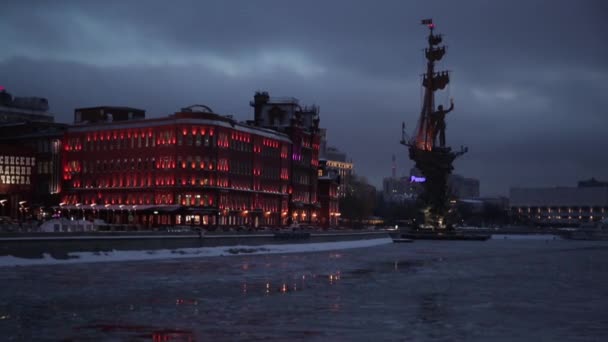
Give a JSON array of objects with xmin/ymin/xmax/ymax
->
[
  {"xmin": 63, "ymin": 165, "xmax": 289, "ymax": 187},
  {"xmin": 183, "ymin": 127, "xmax": 215, "ymax": 136},
  {"xmin": 263, "ymin": 139, "xmax": 280, "ymax": 148},
  {"xmin": 231, "ymin": 132, "xmax": 251, "ymax": 143},
  {"xmin": 62, "ymin": 197, "xmax": 175, "ymax": 206}
]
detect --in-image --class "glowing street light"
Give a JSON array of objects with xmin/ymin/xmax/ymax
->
[
  {"xmin": 119, "ymin": 204, "xmax": 125, "ymax": 224},
  {"xmin": 104, "ymin": 204, "xmax": 110, "ymax": 223},
  {"xmin": 18, "ymin": 201, "xmax": 27, "ymax": 224},
  {"xmin": 75, "ymin": 203, "xmax": 84, "ymax": 220},
  {"xmin": 0, "ymin": 199, "xmax": 7, "ymax": 217}
]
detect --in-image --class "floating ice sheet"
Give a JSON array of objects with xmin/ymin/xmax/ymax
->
[{"xmin": 0, "ymin": 237, "xmax": 392, "ymax": 267}]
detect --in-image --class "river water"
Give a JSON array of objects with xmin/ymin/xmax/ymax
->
[{"xmin": 1, "ymin": 236, "xmax": 607, "ymax": 341}]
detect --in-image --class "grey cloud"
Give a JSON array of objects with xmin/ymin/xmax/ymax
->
[{"xmin": 1, "ymin": 0, "xmax": 607, "ymax": 195}]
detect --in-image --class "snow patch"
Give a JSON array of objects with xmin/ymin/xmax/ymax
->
[{"xmin": 0, "ymin": 238, "xmax": 392, "ymax": 267}]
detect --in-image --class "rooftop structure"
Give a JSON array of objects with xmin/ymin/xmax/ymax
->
[
  {"xmin": 0, "ymin": 89, "xmax": 54, "ymax": 123},
  {"xmin": 74, "ymin": 106, "xmax": 145, "ymax": 124}
]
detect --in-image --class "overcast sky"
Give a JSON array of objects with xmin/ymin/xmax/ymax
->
[{"xmin": 1, "ymin": 0, "xmax": 607, "ymax": 196}]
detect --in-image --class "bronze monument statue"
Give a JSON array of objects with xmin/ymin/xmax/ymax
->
[{"xmin": 401, "ymin": 19, "xmax": 467, "ymax": 230}]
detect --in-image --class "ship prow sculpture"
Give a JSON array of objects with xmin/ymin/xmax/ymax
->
[{"xmin": 401, "ymin": 19, "xmax": 468, "ymax": 230}]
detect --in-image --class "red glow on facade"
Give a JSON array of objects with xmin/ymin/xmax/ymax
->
[{"xmin": 61, "ymin": 107, "xmax": 324, "ymax": 228}]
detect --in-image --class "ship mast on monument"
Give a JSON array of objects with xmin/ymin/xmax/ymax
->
[{"xmin": 401, "ymin": 18, "xmax": 468, "ymax": 230}]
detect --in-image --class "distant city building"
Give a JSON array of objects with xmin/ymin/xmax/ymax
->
[
  {"xmin": 320, "ymin": 142, "xmax": 353, "ymax": 198},
  {"xmin": 510, "ymin": 179, "xmax": 608, "ymax": 226},
  {"xmin": 401, "ymin": 168, "xmax": 479, "ymax": 201},
  {"xmin": 448, "ymin": 174, "xmax": 480, "ymax": 199},
  {"xmin": 405, "ymin": 167, "xmax": 425, "ymax": 198},
  {"xmin": 382, "ymin": 176, "xmax": 410, "ymax": 202},
  {"xmin": 317, "ymin": 161, "xmax": 340, "ymax": 227},
  {"xmin": 383, "ymin": 155, "xmax": 416, "ymax": 203},
  {"xmin": 0, "ymin": 91, "xmax": 67, "ymax": 218},
  {"xmin": 0, "ymin": 89, "xmax": 54, "ymax": 123},
  {"xmin": 322, "ymin": 159, "xmax": 353, "ymax": 198},
  {"xmin": 74, "ymin": 106, "xmax": 145, "ymax": 124},
  {"xmin": 477, "ymin": 196, "xmax": 509, "ymax": 210},
  {"xmin": 315, "ymin": 120, "xmax": 353, "ymax": 198}
]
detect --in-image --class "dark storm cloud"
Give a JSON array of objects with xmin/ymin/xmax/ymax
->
[{"xmin": 1, "ymin": 0, "xmax": 607, "ymax": 195}]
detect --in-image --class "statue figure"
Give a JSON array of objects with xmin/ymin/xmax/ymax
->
[{"xmin": 432, "ymin": 98, "xmax": 454, "ymax": 147}]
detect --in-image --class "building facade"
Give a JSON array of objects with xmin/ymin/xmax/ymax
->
[
  {"xmin": 323, "ymin": 159, "xmax": 353, "ymax": 198},
  {"xmin": 318, "ymin": 128, "xmax": 353, "ymax": 198},
  {"xmin": 74, "ymin": 106, "xmax": 146, "ymax": 124},
  {"xmin": 0, "ymin": 90, "xmax": 66, "ymax": 219},
  {"xmin": 448, "ymin": 174, "xmax": 480, "ymax": 199},
  {"xmin": 382, "ymin": 176, "xmax": 410, "ymax": 202},
  {"xmin": 510, "ymin": 181, "xmax": 608, "ymax": 226},
  {"xmin": 0, "ymin": 144, "xmax": 37, "ymax": 219},
  {"xmin": 61, "ymin": 94, "xmax": 322, "ymax": 229},
  {"xmin": 317, "ymin": 161, "xmax": 340, "ymax": 227},
  {"xmin": 1, "ymin": 89, "xmax": 54, "ymax": 124}
]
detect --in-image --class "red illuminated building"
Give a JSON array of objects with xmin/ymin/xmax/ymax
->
[
  {"xmin": 317, "ymin": 175, "xmax": 340, "ymax": 227},
  {"xmin": 60, "ymin": 93, "xmax": 328, "ymax": 228}
]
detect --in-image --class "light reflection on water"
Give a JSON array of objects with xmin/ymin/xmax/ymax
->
[{"xmin": 1, "ymin": 240, "xmax": 607, "ymax": 341}]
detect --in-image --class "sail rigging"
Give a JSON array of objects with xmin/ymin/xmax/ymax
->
[{"xmin": 408, "ymin": 19, "xmax": 450, "ymax": 151}]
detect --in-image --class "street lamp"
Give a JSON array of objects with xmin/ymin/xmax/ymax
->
[
  {"xmin": 119, "ymin": 204, "xmax": 125, "ymax": 224},
  {"xmin": 104, "ymin": 204, "xmax": 110, "ymax": 223},
  {"xmin": 59, "ymin": 202, "xmax": 66, "ymax": 218},
  {"xmin": 18, "ymin": 201, "xmax": 27, "ymax": 226},
  {"xmin": 75, "ymin": 203, "xmax": 83, "ymax": 220},
  {"xmin": 0, "ymin": 199, "xmax": 7, "ymax": 217},
  {"xmin": 132, "ymin": 205, "xmax": 137, "ymax": 226},
  {"xmin": 90, "ymin": 203, "xmax": 97, "ymax": 220}
]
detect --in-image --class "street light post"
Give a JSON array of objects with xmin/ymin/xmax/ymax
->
[
  {"xmin": 104, "ymin": 204, "xmax": 111, "ymax": 224},
  {"xmin": 90, "ymin": 203, "xmax": 97, "ymax": 220},
  {"xmin": 119, "ymin": 205, "xmax": 125, "ymax": 225},
  {"xmin": 132, "ymin": 205, "xmax": 137, "ymax": 228},
  {"xmin": 0, "ymin": 199, "xmax": 7, "ymax": 217},
  {"xmin": 75, "ymin": 203, "xmax": 82, "ymax": 220},
  {"xmin": 18, "ymin": 201, "xmax": 27, "ymax": 230},
  {"xmin": 153, "ymin": 210, "xmax": 159, "ymax": 229}
]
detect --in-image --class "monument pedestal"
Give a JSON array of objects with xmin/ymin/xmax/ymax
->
[{"xmin": 409, "ymin": 146, "xmax": 463, "ymax": 230}]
